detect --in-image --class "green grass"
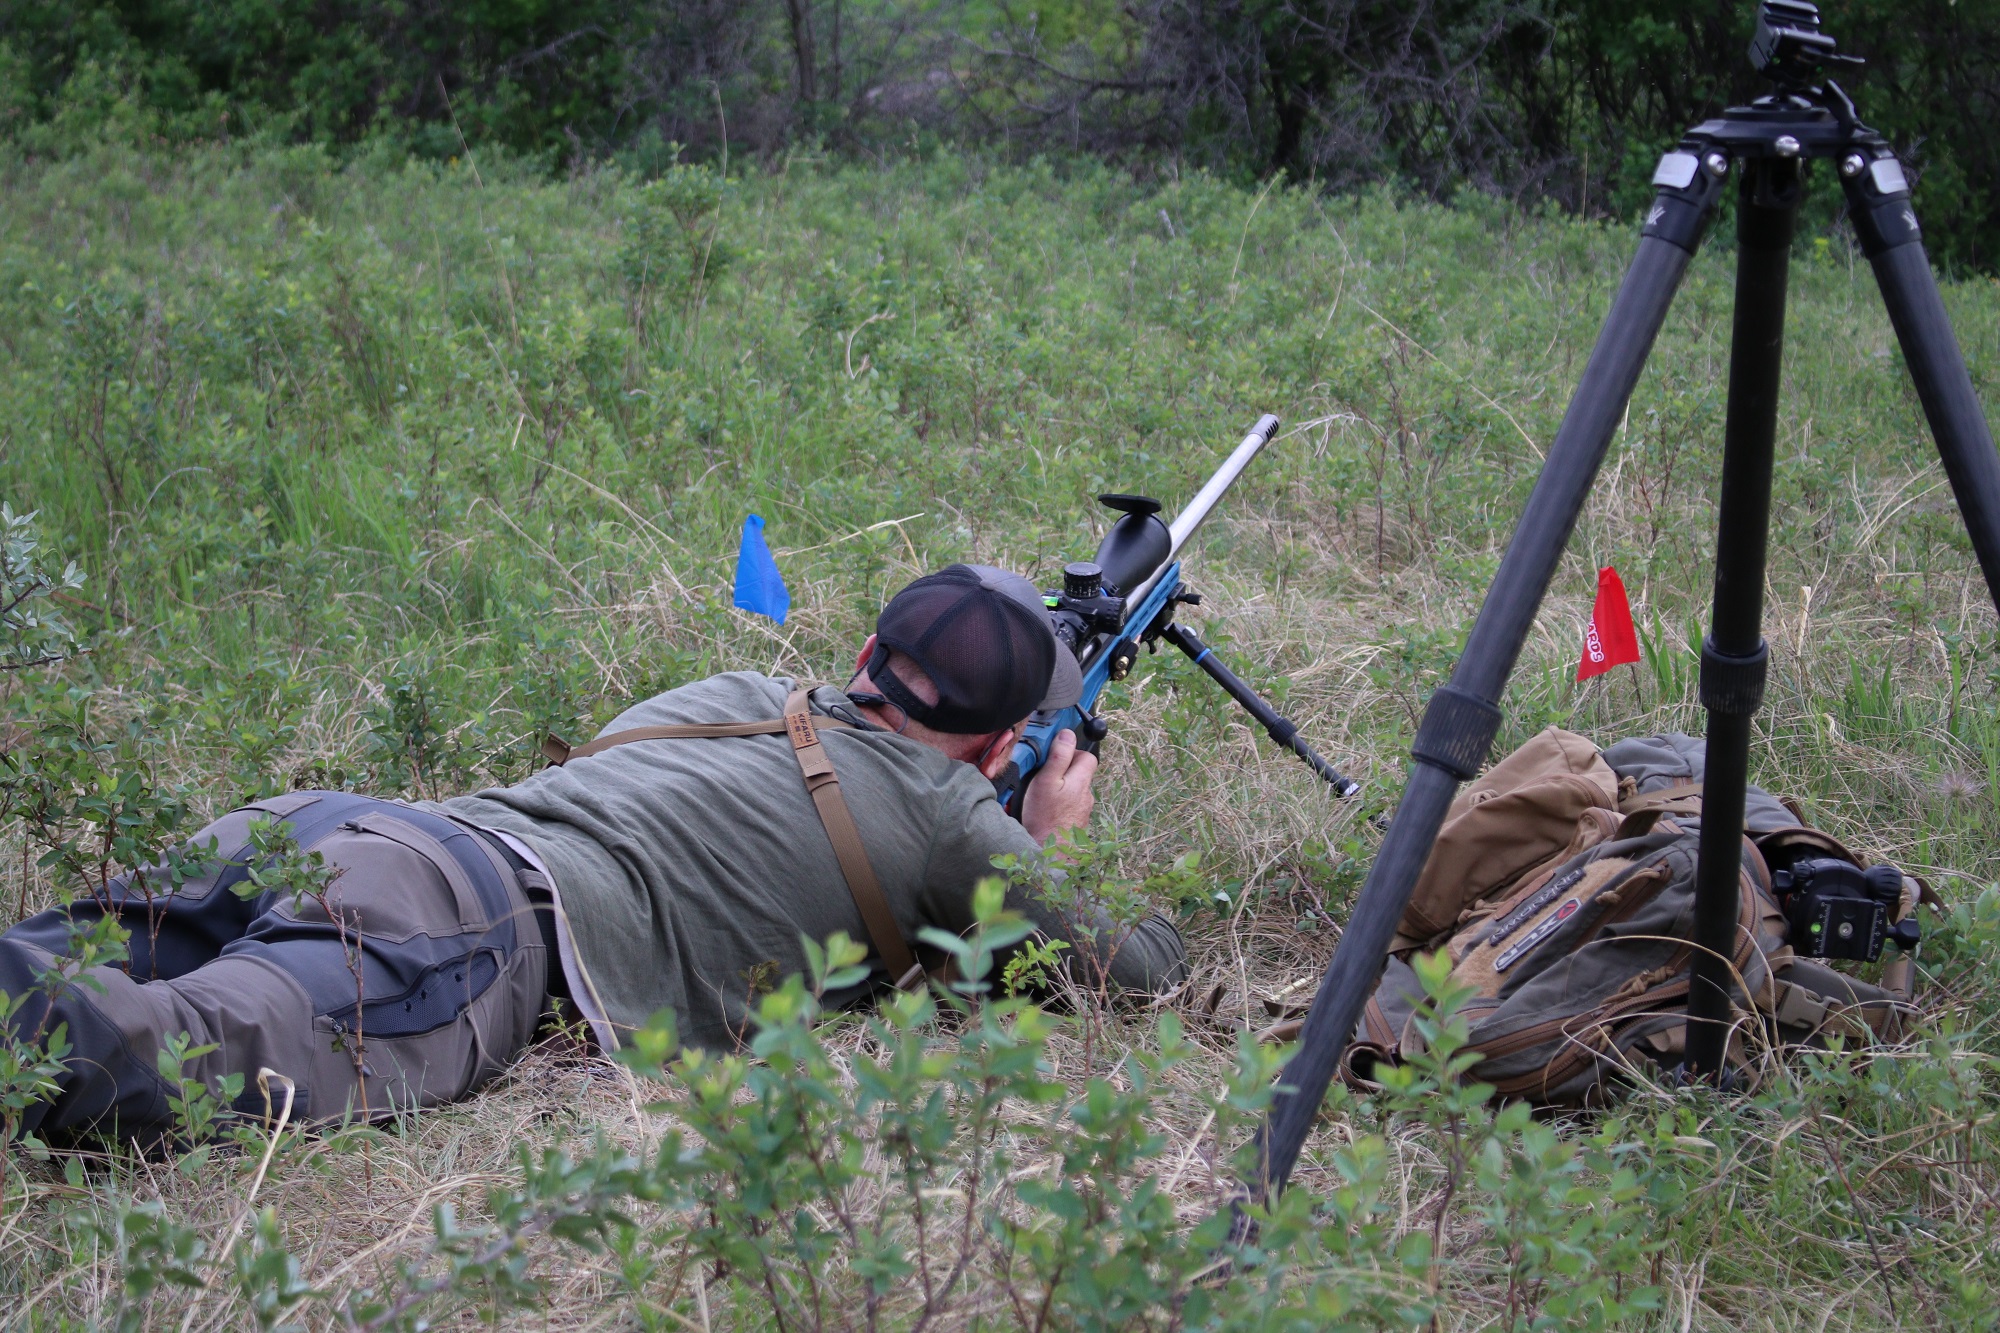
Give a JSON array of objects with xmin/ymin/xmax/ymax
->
[{"xmin": 1, "ymin": 137, "xmax": 1998, "ymax": 1328}]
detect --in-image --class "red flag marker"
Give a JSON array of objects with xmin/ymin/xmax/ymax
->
[{"xmin": 1577, "ymin": 566, "xmax": 1640, "ymax": 681}]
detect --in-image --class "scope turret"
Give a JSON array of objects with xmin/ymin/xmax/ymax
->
[{"xmin": 1063, "ymin": 562, "xmax": 1105, "ymax": 599}]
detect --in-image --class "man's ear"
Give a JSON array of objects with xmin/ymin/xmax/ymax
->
[
  {"xmin": 854, "ymin": 633, "xmax": 878, "ymax": 680},
  {"xmin": 975, "ymin": 727, "xmax": 1020, "ymax": 780}
]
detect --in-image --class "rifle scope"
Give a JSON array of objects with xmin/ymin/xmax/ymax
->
[
  {"xmin": 993, "ymin": 412, "xmax": 1303, "ymax": 809},
  {"xmin": 1054, "ymin": 413, "xmax": 1279, "ymax": 683}
]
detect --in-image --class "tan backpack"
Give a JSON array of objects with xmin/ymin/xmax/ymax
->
[{"xmin": 1343, "ymin": 728, "xmax": 1931, "ymax": 1106}]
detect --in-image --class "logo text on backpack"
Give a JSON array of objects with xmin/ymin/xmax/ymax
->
[
  {"xmin": 1485, "ymin": 866, "xmax": 1588, "ymax": 947},
  {"xmin": 1494, "ymin": 897, "xmax": 1583, "ymax": 973}
]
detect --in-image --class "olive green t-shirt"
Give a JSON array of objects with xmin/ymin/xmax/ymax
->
[{"xmin": 430, "ymin": 672, "xmax": 1185, "ymax": 1049}]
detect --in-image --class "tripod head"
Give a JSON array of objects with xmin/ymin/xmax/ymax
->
[{"xmin": 1750, "ymin": 1, "xmax": 1864, "ymax": 96}]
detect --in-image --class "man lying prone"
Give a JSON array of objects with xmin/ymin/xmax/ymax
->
[{"xmin": 1, "ymin": 564, "xmax": 1187, "ymax": 1140}]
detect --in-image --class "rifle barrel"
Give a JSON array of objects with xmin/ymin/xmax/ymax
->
[{"xmin": 1125, "ymin": 413, "xmax": 1280, "ymax": 612}]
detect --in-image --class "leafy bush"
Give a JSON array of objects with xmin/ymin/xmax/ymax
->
[
  {"xmin": 6, "ymin": 2, "xmax": 2000, "ymax": 267},
  {"xmin": 0, "ymin": 505, "xmax": 83, "ymax": 672},
  {"xmin": 618, "ymin": 159, "xmax": 733, "ymax": 342},
  {"xmin": 52, "ymin": 887, "xmax": 1676, "ymax": 1330}
]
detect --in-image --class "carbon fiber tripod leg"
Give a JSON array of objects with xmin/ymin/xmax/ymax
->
[
  {"xmin": 1242, "ymin": 160, "xmax": 1728, "ymax": 1214},
  {"xmin": 1845, "ymin": 155, "xmax": 2000, "ymax": 615},
  {"xmin": 1686, "ymin": 157, "xmax": 1801, "ymax": 1074}
]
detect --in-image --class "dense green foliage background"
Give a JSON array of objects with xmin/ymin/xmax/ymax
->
[{"xmin": 4, "ymin": 1, "xmax": 1999, "ymax": 267}]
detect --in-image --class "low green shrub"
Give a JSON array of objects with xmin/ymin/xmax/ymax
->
[{"xmin": 12, "ymin": 878, "xmax": 1679, "ymax": 1330}]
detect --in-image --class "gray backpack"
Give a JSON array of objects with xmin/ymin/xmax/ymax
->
[{"xmin": 1343, "ymin": 729, "xmax": 1927, "ymax": 1106}]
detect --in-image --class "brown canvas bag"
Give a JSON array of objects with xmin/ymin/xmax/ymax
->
[
  {"xmin": 1343, "ymin": 728, "xmax": 1927, "ymax": 1106},
  {"xmin": 1392, "ymin": 727, "xmax": 1622, "ymax": 951}
]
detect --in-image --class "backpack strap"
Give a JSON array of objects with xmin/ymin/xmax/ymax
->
[
  {"xmin": 1615, "ymin": 781, "xmax": 1707, "ymax": 815},
  {"xmin": 539, "ymin": 692, "xmax": 921, "ymax": 989},
  {"xmin": 1767, "ymin": 965, "xmax": 1911, "ymax": 1043}
]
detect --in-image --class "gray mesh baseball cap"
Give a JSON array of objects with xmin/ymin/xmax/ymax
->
[{"xmin": 867, "ymin": 564, "xmax": 1084, "ymax": 733}]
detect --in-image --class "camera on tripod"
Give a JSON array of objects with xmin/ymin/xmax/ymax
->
[
  {"xmin": 1770, "ymin": 855, "xmax": 1920, "ymax": 962},
  {"xmin": 1749, "ymin": 0, "xmax": 1864, "ymax": 93}
]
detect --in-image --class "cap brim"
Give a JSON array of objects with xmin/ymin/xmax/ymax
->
[{"xmin": 1039, "ymin": 643, "xmax": 1084, "ymax": 711}]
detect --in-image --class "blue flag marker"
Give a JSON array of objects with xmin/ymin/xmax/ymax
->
[{"xmin": 733, "ymin": 514, "xmax": 790, "ymax": 624}]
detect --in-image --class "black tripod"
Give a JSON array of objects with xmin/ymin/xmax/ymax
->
[{"xmin": 1247, "ymin": 0, "xmax": 2000, "ymax": 1210}]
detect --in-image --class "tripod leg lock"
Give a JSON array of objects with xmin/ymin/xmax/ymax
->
[
  {"xmin": 1699, "ymin": 637, "xmax": 1769, "ymax": 717},
  {"xmin": 1411, "ymin": 686, "xmax": 1504, "ymax": 782},
  {"xmin": 1840, "ymin": 151, "xmax": 1921, "ymax": 258},
  {"xmin": 1642, "ymin": 143, "xmax": 1730, "ymax": 254}
]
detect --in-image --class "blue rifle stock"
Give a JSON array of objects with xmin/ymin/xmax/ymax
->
[
  {"xmin": 992, "ymin": 414, "xmax": 1359, "ymax": 810},
  {"xmin": 991, "ymin": 561, "xmax": 1184, "ymax": 808}
]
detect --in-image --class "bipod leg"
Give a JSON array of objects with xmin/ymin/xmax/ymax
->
[
  {"xmin": 1160, "ymin": 621, "xmax": 1360, "ymax": 796},
  {"xmin": 1844, "ymin": 153, "xmax": 2000, "ymax": 615},
  {"xmin": 1687, "ymin": 156, "xmax": 1801, "ymax": 1077},
  {"xmin": 1238, "ymin": 154, "xmax": 1729, "ymax": 1225}
]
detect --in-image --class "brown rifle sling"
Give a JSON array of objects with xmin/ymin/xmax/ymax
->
[{"xmin": 540, "ymin": 692, "xmax": 922, "ymax": 988}]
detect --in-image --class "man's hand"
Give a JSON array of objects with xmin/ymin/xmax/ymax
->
[{"xmin": 1021, "ymin": 728, "xmax": 1098, "ymax": 844}]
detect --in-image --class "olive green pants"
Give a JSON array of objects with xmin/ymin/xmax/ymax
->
[{"xmin": 0, "ymin": 791, "xmax": 550, "ymax": 1141}]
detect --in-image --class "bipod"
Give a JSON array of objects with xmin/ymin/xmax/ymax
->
[
  {"xmin": 1238, "ymin": 0, "xmax": 2000, "ymax": 1219},
  {"xmin": 1152, "ymin": 613, "xmax": 1361, "ymax": 797}
]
